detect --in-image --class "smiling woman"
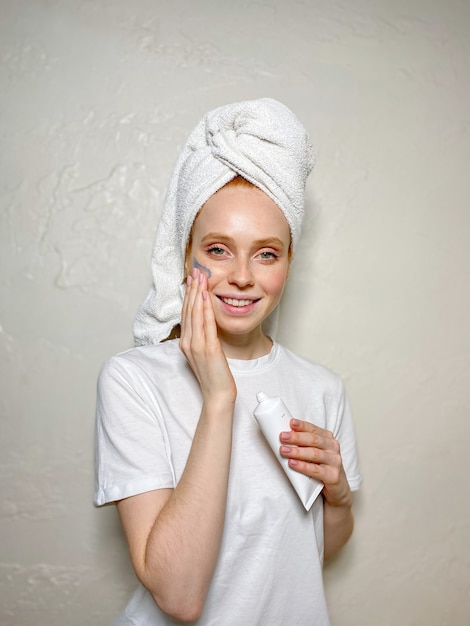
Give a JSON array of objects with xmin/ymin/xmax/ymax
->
[
  {"xmin": 94, "ymin": 98, "xmax": 362, "ymax": 625},
  {"xmin": 186, "ymin": 182, "xmax": 291, "ymax": 357}
]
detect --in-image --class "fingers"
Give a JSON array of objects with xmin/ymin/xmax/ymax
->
[
  {"xmin": 179, "ymin": 269, "xmax": 237, "ymax": 403},
  {"xmin": 280, "ymin": 442, "xmax": 337, "ymax": 465},
  {"xmin": 180, "ymin": 269, "xmax": 208, "ymax": 350},
  {"xmin": 180, "ymin": 268, "xmax": 221, "ymax": 365},
  {"xmin": 279, "ymin": 419, "xmax": 343, "ymax": 487},
  {"xmin": 280, "ymin": 419, "xmax": 337, "ymax": 451},
  {"xmin": 189, "ymin": 270, "xmax": 205, "ymax": 340},
  {"xmin": 202, "ymin": 285, "xmax": 218, "ymax": 344}
]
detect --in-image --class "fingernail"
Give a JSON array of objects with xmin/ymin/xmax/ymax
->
[
  {"xmin": 280, "ymin": 445, "xmax": 291, "ymax": 454},
  {"xmin": 291, "ymin": 419, "xmax": 300, "ymax": 427},
  {"xmin": 192, "ymin": 268, "xmax": 197, "ymax": 279},
  {"xmin": 187, "ymin": 275, "xmax": 192, "ymax": 286},
  {"xmin": 280, "ymin": 431, "xmax": 291, "ymax": 441},
  {"xmin": 199, "ymin": 272, "xmax": 204, "ymax": 284}
]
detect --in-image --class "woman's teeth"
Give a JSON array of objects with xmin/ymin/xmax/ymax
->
[{"xmin": 221, "ymin": 297, "xmax": 254, "ymax": 307}]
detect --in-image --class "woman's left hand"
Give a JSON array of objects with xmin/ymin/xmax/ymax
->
[{"xmin": 279, "ymin": 419, "xmax": 352, "ymax": 507}]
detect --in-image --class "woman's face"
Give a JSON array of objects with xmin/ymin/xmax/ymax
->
[{"xmin": 185, "ymin": 183, "xmax": 291, "ymax": 347}]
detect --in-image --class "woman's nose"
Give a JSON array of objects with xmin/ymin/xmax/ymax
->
[{"xmin": 227, "ymin": 259, "xmax": 254, "ymax": 287}]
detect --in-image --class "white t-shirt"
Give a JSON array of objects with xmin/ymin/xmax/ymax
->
[{"xmin": 95, "ymin": 340, "xmax": 362, "ymax": 626}]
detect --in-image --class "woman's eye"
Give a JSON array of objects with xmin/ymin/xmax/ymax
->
[
  {"xmin": 207, "ymin": 246, "xmax": 225, "ymax": 256},
  {"xmin": 259, "ymin": 251, "xmax": 278, "ymax": 260}
]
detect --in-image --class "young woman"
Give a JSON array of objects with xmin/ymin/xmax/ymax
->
[{"xmin": 95, "ymin": 99, "xmax": 361, "ymax": 625}]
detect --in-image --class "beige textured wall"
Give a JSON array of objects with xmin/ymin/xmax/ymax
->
[{"xmin": 1, "ymin": 1, "xmax": 469, "ymax": 624}]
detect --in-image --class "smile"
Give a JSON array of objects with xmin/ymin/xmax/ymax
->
[{"xmin": 219, "ymin": 297, "xmax": 257, "ymax": 307}]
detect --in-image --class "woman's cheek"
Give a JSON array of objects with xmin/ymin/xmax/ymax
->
[
  {"xmin": 205, "ymin": 263, "xmax": 225, "ymax": 283},
  {"xmin": 191, "ymin": 256, "xmax": 212, "ymax": 279},
  {"xmin": 269, "ymin": 265, "xmax": 290, "ymax": 287}
]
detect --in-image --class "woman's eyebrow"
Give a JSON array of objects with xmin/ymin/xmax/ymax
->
[
  {"xmin": 200, "ymin": 233, "xmax": 233, "ymax": 244},
  {"xmin": 253, "ymin": 237, "xmax": 286, "ymax": 248},
  {"xmin": 200, "ymin": 233, "xmax": 286, "ymax": 248}
]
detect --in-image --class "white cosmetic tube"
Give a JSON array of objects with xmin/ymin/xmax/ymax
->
[{"xmin": 253, "ymin": 391, "xmax": 323, "ymax": 511}]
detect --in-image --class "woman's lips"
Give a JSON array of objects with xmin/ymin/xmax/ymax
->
[
  {"xmin": 220, "ymin": 297, "xmax": 256, "ymax": 307},
  {"xmin": 216, "ymin": 295, "xmax": 260, "ymax": 314}
]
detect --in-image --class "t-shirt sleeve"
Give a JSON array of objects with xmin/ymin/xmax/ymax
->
[
  {"xmin": 331, "ymin": 377, "xmax": 362, "ymax": 491},
  {"xmin": 94, "ymin": 356, "xmax": 175, "ymax": 506}
]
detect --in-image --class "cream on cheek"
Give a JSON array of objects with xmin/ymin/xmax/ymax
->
[{"xmin": 192, "ymin": 256, "xmax": 212, "ymax": 278}]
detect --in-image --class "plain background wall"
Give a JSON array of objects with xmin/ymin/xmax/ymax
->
[{"xmin": 1, "ymin": 1, "xmax": 469, "ymax": 624}]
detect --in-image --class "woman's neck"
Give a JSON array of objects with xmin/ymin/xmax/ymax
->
[{"xmin": 218, "ymin": 330, "xmax": 273, "ymax": 360}]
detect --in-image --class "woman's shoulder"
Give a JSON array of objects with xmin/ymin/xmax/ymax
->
[{"xmin": 99, "ymin": 339, "xmax": 184, "ymax": 381}]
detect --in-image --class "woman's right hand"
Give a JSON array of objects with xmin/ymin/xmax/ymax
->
[{"xmin": 179, "ymin": 268, "xmax": 237, "ymax": 405}]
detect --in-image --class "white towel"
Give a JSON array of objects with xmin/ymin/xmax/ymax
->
[{"xmin": 134, "ymin": 98, "xmax": 315, "ymax": 346}]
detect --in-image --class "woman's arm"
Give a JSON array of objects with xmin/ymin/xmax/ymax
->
[
  {"xmin": 322, "ymin": 496, "xmax": 354, "ymax": 560},
  {"xmin": 117, "ymin": 396, "xmax": 234, "ymax": 620},
  {"xmin": 117, "ymin": 270, "xmax": 236, "ymax": 622},
  {"xmin": 279, "ymin": 419, "xmax": 355, "ymax": 560}
]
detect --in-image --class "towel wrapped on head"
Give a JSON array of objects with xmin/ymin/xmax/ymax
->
[{"xmin": 133, "ymin": 98, "xmax": 315, "ymax": 346}]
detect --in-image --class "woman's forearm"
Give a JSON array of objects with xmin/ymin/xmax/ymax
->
[
  {"xmin": 127, "ymin": 397, "xmax": 235, "ymax": 621},
  {"xmin": 323, "ymin": 496, "xmax": 354, "ymax": 561}
]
